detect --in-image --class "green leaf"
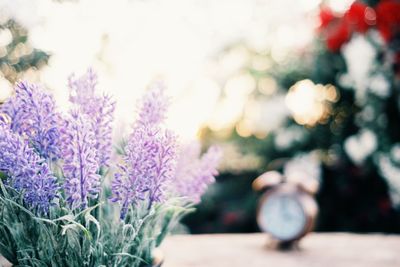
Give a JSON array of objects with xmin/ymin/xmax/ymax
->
[
  {"xmin": 85, "ymin": 213, "xmax": 101, "ymax": 240},
  {"xmin": 0, "ymin": 241, "xmax": 16, "ymax": 264}
]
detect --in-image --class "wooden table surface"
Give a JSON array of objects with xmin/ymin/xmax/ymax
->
[
  {"xmin": 160, "ymin": 233, "xmax": 400, "ymax": 267},
  {"xmin": 1, "ymin": 233, "xmax": 399, "ymax": 266}
]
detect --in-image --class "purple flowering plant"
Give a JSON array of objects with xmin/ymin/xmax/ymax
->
[{"xmin": 0, "ymin": 70, "xmax": 221, "ymax": 267}]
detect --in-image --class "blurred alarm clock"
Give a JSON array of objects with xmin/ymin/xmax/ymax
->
[{"xmin": 253, "ymin": 171, "xmax": 318, "ymax": 248}]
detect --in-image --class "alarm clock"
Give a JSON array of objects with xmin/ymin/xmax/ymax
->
[{"xmin": 253, "ymin": 171, "xmax": 318, "ymax": 248}]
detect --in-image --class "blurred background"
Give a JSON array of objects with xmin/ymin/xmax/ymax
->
[{"xmin": 1, "ymin": 0, "xmax": 400, "ymax": 234}]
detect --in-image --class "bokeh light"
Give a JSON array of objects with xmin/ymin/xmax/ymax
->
[
  {"xmin": 285, "ymin": 79, "xmax": 338, "ymax": 126},
  {"xmin": 0, "ymin": 0, "xmax": 321, "ymax": 141}
]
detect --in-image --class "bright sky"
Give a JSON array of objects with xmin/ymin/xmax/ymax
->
[{"xmin": 0, "ymin": 0, "xmax": 354, "ymax": 140}]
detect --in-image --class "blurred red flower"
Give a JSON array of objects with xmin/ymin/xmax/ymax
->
[
  {"xmin": 376, "ymin": 0, "xmax": 400, "ymax": 42},
  {"xmin": 320, "ymin": 2, "xmax": 374, "ymax": 52},
  {"xmin": 346, "ymin": 2, "xmax": 371, "ymax": 33},
  {"xmin": 318, "ymin": 6, "xmax": 335, "ymax": 29},
  {"xmin": 326, "ymin": 21, "xmax": 351, "ymax": 52},
  {"xmin": 318, "ymin": 1, "xmax": 400, "ymax": 51}
]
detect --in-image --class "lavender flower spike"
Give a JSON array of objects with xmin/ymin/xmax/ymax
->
[
  {"xmin": 0, "ymin": 119, "xmax": 58, "ymax": 214},
  {"xmin": 111, "ymin": 83, "xmax": 178, "ymax": 219},
  {"xmin": 173, "ymin": 143, "xmax": 222, "ymax": 203},
  {"xmin": 136, "ymin": 81, "xmax": 169, "ymax": 127},
  {"xmin": 1, "ymin": 81, "xmax": 63, "ymax": 160},
  {"xmin": 68, "ymin": 69, "xmax": 116, "ymax": 167},
  {"xmin": 61, "ymin": 110, "xmax": 101, "ymax": 209}
]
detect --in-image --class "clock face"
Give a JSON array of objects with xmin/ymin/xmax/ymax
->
[{"xmin": 258, "ymin": 193, "xmax": 307, "ymax": 241}]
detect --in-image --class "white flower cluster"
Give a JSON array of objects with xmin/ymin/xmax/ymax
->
[
  {"xmin": 341, "ymin": 34, "xmax": 377, "ymax": 104},
  {"xmin": 341, "ymin": 32, "xmax": 391, "ymax": 103},
  {"xmin": 344, "ymin": 129, "xmax": 378, "ymax": 165},
  {"xmin": 340, "ymin": 30, "xmax": 400, "ymax": 203},
  {"xmin": 378, "ymin": 154, "xmax": 400, "ymax": 206}
]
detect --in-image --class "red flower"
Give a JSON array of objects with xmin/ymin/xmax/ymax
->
[
  {"xmin": 319, "ymin": 1, "xmax": 375, "ymax": 52},
  {"xmin": 376, "ymin": 0, "xmax": 400, "ymax": 42},
  {"xmin": 318, "ymin": 6, "xmax": 336, "ymax": 30},
  {"xmin": 345, "ymin": 1, "xmax": 375, "ymax": 33},
  {"xmin": 326, "ymin": 20, "xmax": 351, "ymax": 52}
]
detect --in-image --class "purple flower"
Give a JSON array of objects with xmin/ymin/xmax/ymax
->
[
  {"xmin": 173, "ymin": 143, "xmax": 221, "ymax": 203},
  {"xmin": 1, "ymin": 81, "xmax": 63, "ymax": 160},
  {"xmin": 0, "ymin": 120, "xmax": 58, "ymax": 214},
  {"xmin": 111, "ymin": 83, "xmax": 178, "ymax": 219},
  {"xmin": 124, "ymin": 127, "xmax": 177, "ymax": 205},
  {"xmin": 68, "ymin": 69, "xmax": 115, "ymax": 167},
  {"xmin": 136, "ymin": 81, "xmax": 169, "ymax": 127},
  {"xmin": 23, "ymin": 164, "xmax": 59, "ymax": 215},
  {"xmin": 61, "ymin": 110, "xmax": 101, "ymax": 209}
]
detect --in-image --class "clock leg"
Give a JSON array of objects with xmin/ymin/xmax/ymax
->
[
  {"xmin": 277, "ymin": 240, "xmax": 300, "ymax": 251},
  {"xmin": 264, "ymin": 237, "xmax": 301, "ymax": 251}
]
